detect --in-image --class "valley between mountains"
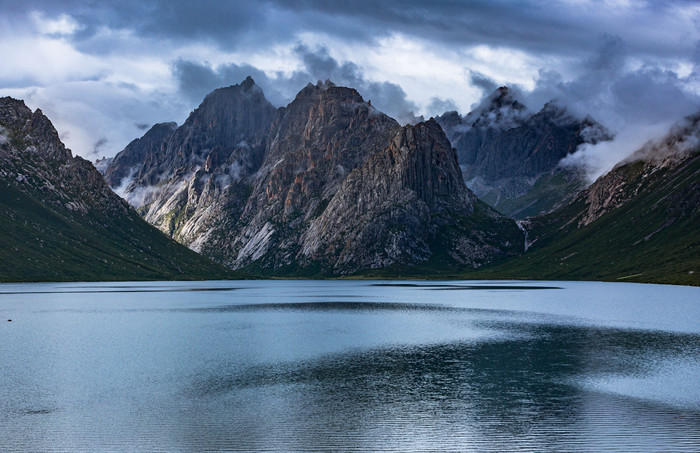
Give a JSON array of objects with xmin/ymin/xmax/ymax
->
[{"xmin": 1, "ymin": 77, "xmax": 697, "ymax": 284}]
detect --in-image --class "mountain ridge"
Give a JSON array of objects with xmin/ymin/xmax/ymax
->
[
  {"xmin": 436, "ymin": 87, "xmax": 612, "ymax": 218},
  {"xmin": 463, "ymin": 112, "xmax": 700, "ymax": 286},
  {"xmin": 0, "ymin": 97, "xmax": 237, "ymax": 282},
  {"xmin": 103, "ymin": 79, "xmax": 524, "ymax": 276}
]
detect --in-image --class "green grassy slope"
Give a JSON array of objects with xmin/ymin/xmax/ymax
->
[
  {"xmin": 0, "ymin": 180, "xmax": 238, "ymax": 282},
  {"xmin": 464, "ymin": 153, "xmax": 700, "ymax": 286}
]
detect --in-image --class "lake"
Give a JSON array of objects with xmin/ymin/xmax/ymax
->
[{"xmin": 0, "ymin": 280, "xmax": 698, "ymax": 452}]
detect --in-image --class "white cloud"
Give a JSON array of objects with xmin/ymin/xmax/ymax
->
[
  {"xmin": 560, "ymin": 121, "xmax": 673, "ymax": 182},
  {"xmin": 30, "ymin": 11, "xmax": 82, "ymax": 36},
  {"xmin": 0, "ymin": 2, "xmax": 698, "ymax": 171}
]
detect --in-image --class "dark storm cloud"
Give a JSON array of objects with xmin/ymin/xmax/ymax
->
[
  {"xmin": 92, "ymin": 137, "xmax": 107, "ymax": 155},
  {"xmin": 174, "ymin": 45, "xmax": 422, "ymax": 124},
  {"xmin": 520, "ymin": 34, "xmax": 700, "ymax": 126},
  {"xmin": 6, "ymin": 0, "xmax": 697, "ymax": 60},
  {"xmin": 3, "ymin": 0, "xmax": 698, "ymax": 163},
  {"xmin": 468, "ymin": 70, "xmax": 499, "ymax": 98},
  {"xmin": 426, "ymin": 97, "xmax": 459, "ymax": 116}
]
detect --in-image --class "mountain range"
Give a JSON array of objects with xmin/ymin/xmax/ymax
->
[
  {"xmin": 101, "ymin": 78, "xmax": 523, "ymax": 276},
  {"xmin": 0, "ymin": 77, "xmax": 697, "ymax": 284}
]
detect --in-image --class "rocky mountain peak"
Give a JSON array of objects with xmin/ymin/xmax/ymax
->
[
  {"xmin": 192, "ymin": 77, "xmax": 274, "ymax": 133},
  {"xmin": 241, "ymin": 80, "xmax": 400, "ymax": 225},
  {"xmin": 240, "ymin": 75, "xmax": 256, "ymax": 90},
  {"xmin": 465, "ymin": 86, "xmax": 530, "ymax": 132},
  {"xmin": 0, "ymin": 97, "xmax": 29, "ymax": 126},
  {"xmin": 436, "ymin": 87, "xmax": 613, "ymax": 218},
  {"xmin": 387, "ymin": 118, "xmax": 473, "ymax": 211},
  {"xmin": 295, "ymin": 117, "xmax": 517, "ymax": 274},
  {"xmin": 102, "ymin": 121, "xmax": 177, "ymax": 188},
  {"xmin": 0, "ymin": 96, "xmax": 127, "ymax": 216},
  {"xmin": 103, "ymin": 81, "xmax": 522, "ymax": 276},
  {"xmin": 0, "ymin": 97, "xmax": 71, "ymax": 162}
]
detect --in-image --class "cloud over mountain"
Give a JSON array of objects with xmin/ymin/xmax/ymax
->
[{"xmin": 0, "ymin": 0, "xmax": 697, "ymax": 169}]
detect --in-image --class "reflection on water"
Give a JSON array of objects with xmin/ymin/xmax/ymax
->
[
  {"xmin": 0, "ymin": 280, "xmax": 698, "ymax": 452},
  {"xmin": 187, "ymin": 323, "xmax": 700, "ymax": 451}
]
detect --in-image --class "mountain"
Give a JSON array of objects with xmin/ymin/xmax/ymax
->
[
  {"xmin": 0, "ymin": 97, "xmax": 236, "ymax": 282},
  {"xmin": 103, "ymin": 79, "xmax": 524, "ymax": 276},
  {"xmin": 470, "ymin": 112, "xmax": 700, "ymax": 286},
  {"xmin": 436, "ymin": 87, "xmax": 611, "ymax": 218},
  {"xmin": 103, "ymin": 121, "xmax": 177, "ymax": 190}
]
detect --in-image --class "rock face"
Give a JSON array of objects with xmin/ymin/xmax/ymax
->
[
  {"xmin": 103, "ymin": 121, "xmax": 177, "ymax": 190},
  {"xmin": 104, "ymin": 79, "xmax": 524, "ymax": 275},
  {"xmin": 113, "ymin": 76, "xmax": 277, "ymax": 250},
  {"xmin": 436, "ymin": 87, "xmax": 611, "ymax": 218},
  {"xmin": 0, "ymin": 97, "xmax": 233, "ymax": 281},
  {"xmin": 0, "ymin": 97, "xmax": 125, "ymax": 217},
  {"xmin": 299, "ymin": 120, "xmax": 520, "ymax": 274}
]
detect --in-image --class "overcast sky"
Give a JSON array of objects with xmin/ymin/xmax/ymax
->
[{"xmin": 1, "ymin": 0, "xmax": 699, "ymax": 178}]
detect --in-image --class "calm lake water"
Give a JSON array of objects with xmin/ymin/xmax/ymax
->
[{"xmin": 0, "ymin": 280, "xmax": 698, "ymax": 452}]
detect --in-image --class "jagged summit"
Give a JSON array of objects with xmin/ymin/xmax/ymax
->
[
  {"xmin": 240, "ymin": 75, "xmax": 256, "ymax": 89},
  {"xmin": 206, "ymin": 76, "xmax": 262, "ymax": 98},
  {"xmin": 0, "ymin": 97, "xmax": 72, "ymax": 162},
  {"xmin": 103, "ymin": 122, "xmax": 177, "ymax": 189},
  {"xmin": 102, "ymin": 78, "xmax": 522, "ymax": 275},
  {"xmin": 463, "ymin": 86, "xmax": 530, "ymax": 131},
  {"xmin": 110, "ymin": 76, "xmax": 277, "ymax": 208},
  {"xmin": 435, "ymin": 87, "xmax": 612, "ymax": 218}
]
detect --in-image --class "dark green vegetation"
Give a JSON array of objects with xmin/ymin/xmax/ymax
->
[
  {"xmin": 0, "ymin": 180, "xmax": 236, "ymax": 282},
  {"xmin": 466, "ymin": 152, "xmax": 700, "ymax": 286}
]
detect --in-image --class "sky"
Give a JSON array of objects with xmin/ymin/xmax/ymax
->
[{"xmin": 1, "ymin": 0, "xmax": 699, "ymax": 180}]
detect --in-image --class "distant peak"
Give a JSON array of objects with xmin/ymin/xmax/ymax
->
[
  {"xmin": 145, "ymin": 121, "xmax": 178, "ymax": 136},
  {"xmin": 496, "ymin": 86, "xmax": 510, "ymax": 95},
  {"xmin": 533, "ymin": 100, "xmax": 574, "ymax": 124},
  {"xmin": 318, "ymin": 79, "xmax": 336, "ymax": 90},
  {"xmin": 485, "ymin": 86, "xmax": 520, "ymax": 107},
  {"xmin": 241, "ymin": 76, "xmax": 256, "ymax": 90},
  {"xmin": 296, "ymin": 80, "xmax": 355, "ymax": 103},
  {"xmin": 541, "ymin": 99, "xmax": 566, "ymax": 113},
  {"xmin": 464, "ymin": 86, "xmax": 529, "ymax": 131}
]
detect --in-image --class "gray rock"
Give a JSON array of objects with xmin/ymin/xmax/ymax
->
[{"xmin": 104, "ymin": 80, "xmax": 525, "ymax": 276}]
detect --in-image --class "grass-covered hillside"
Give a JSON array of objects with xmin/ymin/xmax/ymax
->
[{"xmin": 468, "ymin": 148, "xmax": 700, "ymax": 286}]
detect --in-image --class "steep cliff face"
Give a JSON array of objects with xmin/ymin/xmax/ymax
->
[
  {"xmin": 436, "ymin": 87, "xmax": 611, "ymax": 218},
  {"xmin": 227, "ymin": 82, "xmax": 403, "ymax": 271},
  {"xmin": 104, "ymin": 80, "xmax": 523, "ymax": 276},
  {"xmin": 299, "ymin": 120, "xmax": 522, "ymax": 274},
  {"xmin": 103, "ymin": 121, "xmax": 177, "ymax": 190},
  {"xmin": 108, "ymin": 77, "xmax": 277, "ymax": 249},
  {"xmin": 0, "ymin": 97, "xmax": 234, "ymax": 281}
]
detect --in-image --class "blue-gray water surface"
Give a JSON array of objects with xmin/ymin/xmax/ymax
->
[{"xmin": 0, "ymin": 280, "xmax": 698, "ymax": 452}]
